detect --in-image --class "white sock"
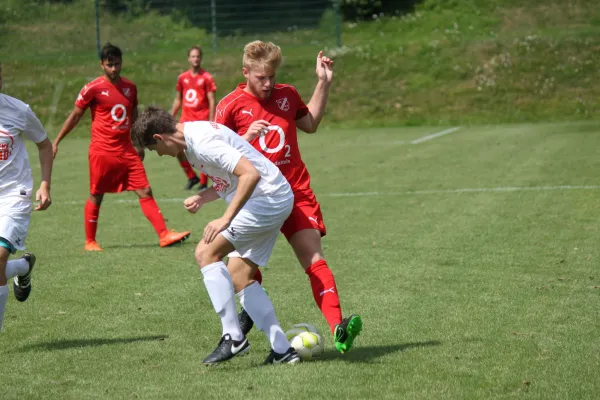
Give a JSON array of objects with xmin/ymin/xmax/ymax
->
[
  {"xmin": 0, "ymin": 285, "xmax": 8, "ymax": 331},
  {"xmin": 5, "ymin": 258, "xmax": 29, "ymax": 279},
  {"xmin": 237, "ymin": 282, "xmax": 289, "ymax": 354},
  {"xmin": 201, "ymin": 261, "xmax": 244, "ymax": 341}
]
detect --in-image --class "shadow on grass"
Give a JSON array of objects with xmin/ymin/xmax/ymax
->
[
  {"xmin": 320, "ymin": 340, "xmax": 441, "ymax": 363},
  {"xmin": 18, "ymin": 335, "xmax": 169, "ymax": 352}
]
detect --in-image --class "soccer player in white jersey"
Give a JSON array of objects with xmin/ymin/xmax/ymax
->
[
  {"xmin": 132, "ymin": 106, "xmax": 300, "ymax": 365},
  {"xmin": 0, "ymin": 63, "xmax": 53, "ymax": 331}
]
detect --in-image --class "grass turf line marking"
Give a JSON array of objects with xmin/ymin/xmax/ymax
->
[
  {"xmin": 411, "ymin": 127, "xmax": 461, "ymax": 144},
  {"xmin": 56, "ymin": 185, "xmax": 600, "ymax": 205}
]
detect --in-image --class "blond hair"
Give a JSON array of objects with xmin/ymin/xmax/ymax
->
[{"xmin": 243, "ymin": 41, "xmax": 283, "ymax": 74}]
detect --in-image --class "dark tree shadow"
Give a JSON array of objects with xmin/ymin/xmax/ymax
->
[
  {"xmin": 18, "ymin": 335, "xmax": 168, "ymax": 352},
  {"xmin": 319, "ymin": 340, "xmax": 441, "ymax": 363}
]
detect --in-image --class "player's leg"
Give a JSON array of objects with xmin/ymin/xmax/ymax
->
[
  {"xmin": 0, "ymin": 244, "xmax": 10, "ymax": 331},
  {"xmin": 195, "ymin": 236, "xmax": 250, "ymax": 365},
  {"xmin": 126, "ymin": 154, "xmax": 191, "ymax": 247},
  {"xmin": 86, "ymin": 152, "xmax": 108, "ymax": 251},
  {"xmin": 176, "ymin": 151, "xmax": 200, "ymax": 190},
  {"xmin": 134, "ymin": 187, "xmax": 191, "ymax": 247},
  {"xmin": 285, "ymin": 202, "xmax": 362, "ymax": 353},
  {"xmin": 84, "ymin": 193, "xmax": 103, "ymax": 251},
  {"xmin": 228, "ymin": 256, "xmax": 300, "ymax": 364}
]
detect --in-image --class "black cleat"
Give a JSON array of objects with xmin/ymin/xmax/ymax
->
[
  {"xmin": 13, "ymin": 252, "xmax": 36, "ymax": 302},
  {"xmin": 264, "ymin": 347, "xmax": 301, "ymax": 365},
  {"xmin": 238, "ymin": 308, "xmax": 254, "ymax": 336},
  {"xmin": 202, "ymin": 334, "xmax": 250, "ymax": 365},
  {"xmin": 198, "ymin": 183, "xmax": 208, "ymax": 191},
  {"xmin": 184, "ymin": 176, "xmax": 200, "ymax": 190}
]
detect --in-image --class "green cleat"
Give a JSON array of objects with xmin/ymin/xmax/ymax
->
[{"xmin": 334, "ymin": 314, "xmax": 363, "ymax": 353}]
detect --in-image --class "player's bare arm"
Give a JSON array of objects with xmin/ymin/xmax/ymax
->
[
  {"xmin": 170, "ymin": 91, "xmax": 182, "ymax": 117},
  {"xmin": 296, "ymin": 51, "xmax": 334, "ymax": 134},
  {"xmin": 202, "ymin": 156, "xmax": 260, "ymax": 244},
  {"xmin": 184, "ymin": 186, "xmax": 219, "ymax": 214},
  {"xmin": 34, "ymin": 137, "xmax": 53, "ymax": 211},
  {"xmin": 207, "ymin": 91, "xmax": 216, "ymax": 121},
  {"xmin": 243, "ymin": 119, "xmax": 271, "ymax": 141},
  {"xmin": 52, "ymin": 105, "xmax": 85, "ymax": 158}
]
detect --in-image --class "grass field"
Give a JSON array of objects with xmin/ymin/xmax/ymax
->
[{"xmin": 1, "ymin": 121, "xmax": 600, "ymax": 399}]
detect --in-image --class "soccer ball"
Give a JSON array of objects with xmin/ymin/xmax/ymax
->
[{"xmin": 285, "ymin": 323, "xmax": 324, "ymax": 361}]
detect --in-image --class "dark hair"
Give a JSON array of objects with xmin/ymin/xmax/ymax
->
[
  {"xmin": 100, "ymin": 43, "xmax": 123, "ymax": 62},
  {"xmin": 188, "ymin": 45, "xmax": 203, "ymax": 57},
  {"xmin": 131, "ymin": 106, "xmax": 177, "ymax": 147}
]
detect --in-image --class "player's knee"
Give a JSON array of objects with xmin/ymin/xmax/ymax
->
[
  {"xmin": 195, "ymin": 244, "xmax": 220, "ymax": 268},
  {"xmin": 137, "ymin": 187, "xmax": 153, "ymax": 198}
]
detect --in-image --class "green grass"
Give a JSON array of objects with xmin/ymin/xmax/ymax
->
[
  {"xmin": 1, "ymin": 0, "xmax": 600, "ymax": 128},
  {"xmin": 2, "ymin": 122, "xmax": 600, "ymax": 398}
]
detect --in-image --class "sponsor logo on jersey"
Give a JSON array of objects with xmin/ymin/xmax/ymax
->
[{"xmin": 276, "ymin": 97, "xmax": 289, "ymax": 111}]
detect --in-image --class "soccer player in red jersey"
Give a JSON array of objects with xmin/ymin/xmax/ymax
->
[
  {"xmin": 52, "ymin": 43, "xmax": 190, "ymax": 251},
  {"xmin": 215, "ymin": 41, "xmax": 362, "ymax": 353},
  {"xmin": 171, "ymin": 46, "xmax": 216, "ymax": 191}
]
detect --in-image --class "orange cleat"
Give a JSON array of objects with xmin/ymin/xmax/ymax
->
[
  {"xmin": 84, "ymin": 240, "xmax": 103, "ymax": 252},
  {"xmin": 159, "ymin": 230, "xmax": 191, "ymax": 248}
]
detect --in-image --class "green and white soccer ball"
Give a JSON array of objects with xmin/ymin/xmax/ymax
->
[{"xmin": 285, "ymin": 323, "xmax": 324, "ymax": 361}]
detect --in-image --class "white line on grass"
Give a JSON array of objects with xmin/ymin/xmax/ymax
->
[
  {"xmin": 411, "ymin": 127, "xmax": 461, "ymax": 144},
  {"xmin": 56, "ymin": 185, "xmax": 600, "ymax": 205}
]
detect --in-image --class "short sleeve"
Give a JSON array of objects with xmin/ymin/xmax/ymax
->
[
  {"xmin": 23, "ymin": 106, "xmax": 48, "ymax": 143},
  {"xmin": 205, "ymin": 74, "xmax": 217, "ymax": 93},
  {"xmin": 292, "ymin": 87, "xmax": 309, "ymax": 120},
  {"xmin": 196, "ymin": 138, "xmax": 242, "ymax": 174},
  {"xmin": 75, "ymin": 84, "xmax": 94, "ymax": 110}
]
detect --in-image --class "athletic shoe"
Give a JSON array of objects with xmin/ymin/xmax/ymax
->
[
  {"xmin": 198, "ymin": 184, "xmax": 208, "ymax": 191},
  {"xmin": 184, "ymin": 176, "xmax": 200, "ymax": 190},
  {"xmin": 13, "ymin": 252, "xmax": 36, "ymax": 302},
  {"xmin": 264, "ymin": 347, "xmax": 301, "ymax": 365},
  {"xmin": 159, "ymin": 230, "xmax": 191, "ymax": 248},
  {"xmin": 334, "ymin": 314, "xmax": 363, "ymax": 353},
  {"xmin": 202, "ymin": 334, "xmax": 250, "ymax": 365},
  {"xmin": 238, "ymin": 308, "xmax": 254, "ymax": 336},
  {"xmin": 84, "ymin": 240, "xmax": 103, "ymax": 252}
]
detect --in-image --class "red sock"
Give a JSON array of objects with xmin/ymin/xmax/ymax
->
[
  {"xmin": 199, "ymin": 173, "xmax": 208, "ymax": 186},
  {"xmin": 253, "ymin": 268, "xmax": 263, "ymax": 285},
  {"xmin": 180, "ymin": 160, "xmax": 197, "ymax": 180},
  {"xmin": 139, "ymin": 197, "xmax": 168, "ymax": 237},
  {"xmin": 305, "ymin": 260, "xmax": 342, "ymax": 333},
  {"xmin": 84, "ymin": 200, "xmax": 100, "ymax": 243}
]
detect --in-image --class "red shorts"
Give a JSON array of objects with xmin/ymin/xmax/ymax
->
[
  {"xmin": 280, "ymin": 193, "xmax": 327, "ymax": 241},
  {"xmin": 89, "ymin": 150, "xmax": 150, "ymax": 195}
]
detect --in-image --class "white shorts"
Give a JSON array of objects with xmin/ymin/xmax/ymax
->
[
  {"xmin": 0, "ymin": 198, "xmax": 33, "ymax": 252},
  {"xmin": 221, "ymin": 194, "xmax": 293, "ymax": 266}
]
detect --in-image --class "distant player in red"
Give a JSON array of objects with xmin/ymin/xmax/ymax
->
[
  {"xmin": 171, "ymin": 46, "xmax": 216, "ymax": 191},
  {"xmin": 215, "ymin": 41, "xmax": 362, "ymax": 353},
  {"xmin": 52, "ymin": 43, "xmax": 190, "ymax": 251}
]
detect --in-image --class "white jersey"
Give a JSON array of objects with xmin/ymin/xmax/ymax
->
[
  {"xmin": 184, "ymin": 121, "xmax": 292, "ymax": 204},
  {"xmin": 0, "ymin": 93, "xmax": 47, "ymax": 200}
]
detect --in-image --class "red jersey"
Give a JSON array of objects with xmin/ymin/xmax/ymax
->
[
  {"xmin": 215, "ymin": 84, "xmax": 311, "ymax": 197},
  {"xmin": 176, "ymin": 69, "xmax": 217, "ymax": 122},
  {"xmin": 75, "ymin": 77, "xmax": 138, "ymax": 153}
]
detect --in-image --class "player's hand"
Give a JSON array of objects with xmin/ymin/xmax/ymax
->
[
  {"xmin": 52, "ymin": 142, "xmax": 59, "ymax": 159},
  {"xmin": 183, "ymin": 194, "xmax": 203, "ymax": 214},
  {"xmin": 243, "ymin": 120, "xmax": 271, "ymax": 141},
  {"xmin": 35, "ymin": 184, "xmax": 52, "ymax": 211},
  {"xmin": 316, "ymin": 51, "xmax": 334, "ymax": 84},
  {"xmin": 203, "ymin": 216, "xmax": 231, "ymax": 244}
]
